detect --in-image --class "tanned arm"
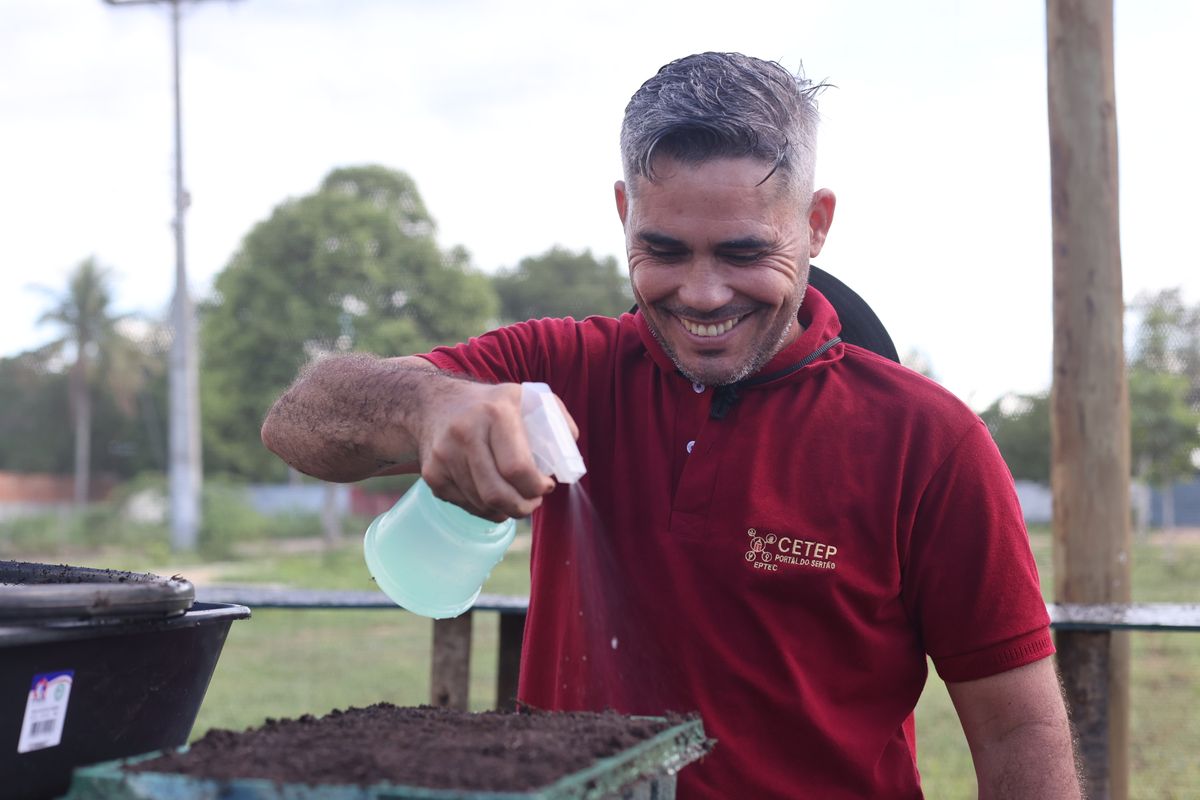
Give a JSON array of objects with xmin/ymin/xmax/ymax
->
[
  {"xmin": 947, "ymin": 656, "xmax": 1083, "ymax": 799},
  {"xmin": 261, "ymin": 354, "xmax": 434, "ymax": 482},
  {"xmin": 260, "ymin": 353, "xmax": 556, "ymax": 521}
]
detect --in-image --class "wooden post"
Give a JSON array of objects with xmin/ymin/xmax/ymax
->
[
  {"xmin": 1046, "ymin": 1, "xmax": 1131, "ymax": 798},
  {"xmin": 431, "ymin": 613, "xmax": 473, "ymax": 710},
  {"xmin": 496, "ymin": 611, "xmax": 526, "ymax": 711}
]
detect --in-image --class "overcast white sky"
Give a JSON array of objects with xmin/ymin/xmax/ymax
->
[{"xmin": 3, "ymin": 0, "xmax": 1197, "ymax": 411}]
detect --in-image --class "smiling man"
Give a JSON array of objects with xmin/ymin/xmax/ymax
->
[
  {"xmin": 261, "ymin": 53, "xmax": 1081, "ymax": 799},
  {"xmin": 618, "ymin": 156, "xmax": 833, "ymax": 387}
]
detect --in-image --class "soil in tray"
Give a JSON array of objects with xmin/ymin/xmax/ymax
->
[{"xmin": 127, "ymin": 703, "xmax": 689, "ymax": 791}]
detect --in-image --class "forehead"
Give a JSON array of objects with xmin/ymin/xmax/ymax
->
[{"xmin": 628, "ymin": 157, "xmax": 803, "ymax": 232}]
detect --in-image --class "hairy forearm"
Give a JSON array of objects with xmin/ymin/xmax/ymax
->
[
  {"xmin": 261, "ymin": 354, "xmax": 455, "ymax": 483},
  {"xmin": 975, "ymin": 718, "xmax": 1082, "ymax": 800},
  {"xmin": 949, "ymin": 658, "xmax": 1083, "ymax": 800}
]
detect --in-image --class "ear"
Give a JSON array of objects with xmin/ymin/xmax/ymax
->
[
  {"xmin": 615, "ymin": 180, "xmax": 629, "ymax": 225},
  {"xmin": 807, "ymin": 188, "xmax": 836, "ymax": 257}
]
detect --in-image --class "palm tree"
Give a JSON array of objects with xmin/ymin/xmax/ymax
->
[{"xmin": 33, "ymin": 257, "xmax": 147, "ymax": 507}]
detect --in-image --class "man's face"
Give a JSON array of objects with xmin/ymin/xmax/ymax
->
[{"xmin": 616, "ymin": 157, "xmax": 835, "ymax": 386}]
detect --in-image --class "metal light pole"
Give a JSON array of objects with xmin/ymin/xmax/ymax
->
[{"xmin": 103, "ymin": 0, "xmax": 226, "ymax": 551}]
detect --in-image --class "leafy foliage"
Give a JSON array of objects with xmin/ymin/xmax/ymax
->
[
  {"xmin": 0, "ymin": 350, "xmax": 166, "ymax": 479},
  {"xmin": 17, "ymin": 259, "xmax": 161, "ymax": 494},
  {"xmin": 199, "ymin": 165, "xmax": 499, "ymax": 479},
  {"xmin": 1128, "ymin": 289, "xmax": 1200, "ymax": 486},
  {"xmin": 982, "ymin": 289, "xmax": 1200, "ymax": 487},
  {"xmin": 1129, "ymin": 368, "xmax": 1200, "ymax": 486},
  {"xmin": 979, "ymin": 392, "xmax": 1052, "ymax": 484},
  {"xmin": 1128, "ymin": 288, "xmax": 1200, "ymax": 410},
  {"xmin": 493, "ymin": 246, "xmax": 631, "ymax": 323},
  {"xmin": 0, "ymin": 354, "xmax": 73, "ymax": 473}
]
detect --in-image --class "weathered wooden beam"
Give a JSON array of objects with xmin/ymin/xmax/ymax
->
[
  {"xmin": 1050, "ymin": 603, "xmax": 1200, "ymax": 631},
  {"xmin": 1046, "ymin": 0, "xmax": 1129, "ymax": 797},
  {"xmin": 496, "ymin": 612, "xmax": 526, "ymax": 711},
  {"xmin": 430, "ymin": 612, "xmax": 473, "ymax": 710},
  {"xmin": 194, "ymin": 587, "xmax": 532, "ymax": 611},
  {"xmin": 191, "ymin": 588, "xmax": 1200, "ymax": 632}
]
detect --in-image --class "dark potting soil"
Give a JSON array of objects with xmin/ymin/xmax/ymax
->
[{"xmin": 127, "ymin": 703, "xmax": 691, "ymax": 791}]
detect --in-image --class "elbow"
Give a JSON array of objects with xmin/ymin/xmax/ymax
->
[
  {"xmin": 260, "ymin": 413, "xmax": 280, "ymax": 457},
  {"xmin": 259, "ymin": 403, "xmax": 315, "ymax": 476},
  {"xmin": 260, "ymin": 405, "xmax": 288, "ymax": 462}
]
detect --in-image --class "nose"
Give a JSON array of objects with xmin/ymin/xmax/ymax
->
[{"xmin": 676, "ymin": 259, "xmax": 734, "ymax": 313}]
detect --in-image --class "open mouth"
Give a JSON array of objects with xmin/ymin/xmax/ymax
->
[{"xmin": 679, "ymin": 315, "xmax": 743, "ymax": 338}]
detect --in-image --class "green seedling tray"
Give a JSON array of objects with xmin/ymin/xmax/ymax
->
[{"xmin": 63, "ymin": 716, "xmax": 711, "ymax": 800}]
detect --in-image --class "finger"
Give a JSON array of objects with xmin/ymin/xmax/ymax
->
[
  {"xmin": 425, "ymin": 430, "xmax": 539, "ymax": 521},
  {"xmin": 467, "ymin": 436, "xmax": 545, "ymax": 520},
  {"xmin": 422, "ymin": 432, "xmax": 500, "ymax": 521},
  {"xmin": 490, "ymin": 403, "xmax": 556, "ymax": 501},
  {"xmin": 423, "ymin": 457, "xmax": 512, "ymax": 522}
]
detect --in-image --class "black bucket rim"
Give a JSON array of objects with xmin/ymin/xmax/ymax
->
[{"xmin": 0, "ymin": 560, "xmax": 195, "ymax": 624}]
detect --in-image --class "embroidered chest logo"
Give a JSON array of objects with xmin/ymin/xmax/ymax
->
[{"xmin": 744, "ymin": 528, "xmax": 839, "ymax": 573}]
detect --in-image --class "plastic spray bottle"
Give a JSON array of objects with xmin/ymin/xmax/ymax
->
[{"xmin": 363, "ymin": 382, "xmax": 586, "ymax": 619}]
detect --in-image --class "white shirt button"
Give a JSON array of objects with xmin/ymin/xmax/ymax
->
[
  {"xmin": 686, "ymin": 440, "xmax": 696, "ymax": 453},
  {"xmin": 692, "ymin": 382, "xmax": 705, "ymax": 393}
]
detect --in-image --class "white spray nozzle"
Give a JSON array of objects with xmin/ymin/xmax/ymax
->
[{"xmin": 520, "ymin": 382, "xmax": 586, "ymax": 484}]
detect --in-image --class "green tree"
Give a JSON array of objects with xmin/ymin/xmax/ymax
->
[
  {"xmin": 200, "ymin": 165, "xmax": 499, "ymax": 479},
  {"xmin": 1123, "ymin": 289, "xmax": 1200, "ymax": 482},
  {"xmin": 31, "ymin": 258, "xmax": 152, "ymax": 504},
  {"xmin": 493, "ymin": 246, "xmax": 631, "ymax": 323},
  {"xmin": 1129, "ymin": 368, "xmax": 1200, "ymax": 487},
  {"xmin": 0, "ymin": 353, "xmax": 72, "ymax": 473},
  {"xmin": 0, "ymin": 350, "xmax": 167, "ymax": 480},
  {"xmin": 1127, "ymin": 289, "xmax": 1200, "ymax": 527},
  {"xmin": 1128, "ymin": 288, "xmax": 1200, "ymax": 409},
  {"xmin": 979, "ymin": 392, "xmax": 1052, "ymax": 484}
]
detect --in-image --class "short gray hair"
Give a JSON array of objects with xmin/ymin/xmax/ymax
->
[{"xmin": 620, "ymin": 52, "xmax": 826, "ymax": 199}]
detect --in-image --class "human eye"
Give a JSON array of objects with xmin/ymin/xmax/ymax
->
[
  {"xmin": 722, "ymin": 250, "xmax": 763, "ymax": 265},
  {"xmin": 644, "ymin": 246, "xmax": 687, "ymax": 262}
]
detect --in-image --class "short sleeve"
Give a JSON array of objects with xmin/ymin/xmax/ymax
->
[
  {"xmin": 421, "ymin": 318, "xmax": 583, "ymax": 385},
  {"xmin": 902, "ymin": 421, "xmax": 1054, "ymax": 683}
]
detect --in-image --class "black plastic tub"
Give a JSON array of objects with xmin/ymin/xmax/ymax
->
[{"xmin": 0, "ymin": 561, "xmax": 250, "ymax": 800}]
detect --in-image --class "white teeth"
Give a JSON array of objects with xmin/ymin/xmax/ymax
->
[{"xmin": 681, "ymin": 317, "xmax": 738, "ymax": 337}]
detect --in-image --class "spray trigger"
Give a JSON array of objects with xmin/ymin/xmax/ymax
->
[{"xmin": 521, "ymin": 382, "xmax": 586, "ymax": 484}]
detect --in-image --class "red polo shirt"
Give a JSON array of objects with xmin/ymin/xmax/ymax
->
[{"xmin": 423, "ymin": 287, "xmax": 1053, "ymax": 799}]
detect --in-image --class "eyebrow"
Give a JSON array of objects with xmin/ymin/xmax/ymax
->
[
  {"xmin": 637, "ymin": 231, "xmax": 687, "ymax": 249},
  {"xmin": 636, "ymin": 231, "xmax": 772, "ymax": 251}
]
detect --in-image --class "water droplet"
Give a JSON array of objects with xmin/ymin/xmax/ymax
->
[{"xmin": 611, "ymin": 636, "xmax": 619, "ymax": 650}]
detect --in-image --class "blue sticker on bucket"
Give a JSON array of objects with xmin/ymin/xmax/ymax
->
[{"xmin": 18, "ymin": 670, "xmax": 74, "ymax": 753}]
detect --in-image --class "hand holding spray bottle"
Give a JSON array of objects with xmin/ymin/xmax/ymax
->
[{"xmin": 363, "ymin": 382, "xmax": 586, "ymax": 619}]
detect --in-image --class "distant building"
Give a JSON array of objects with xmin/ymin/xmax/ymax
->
[
  {"xmin": 1015, "ymin": 477, "xmax": 1200, "ymax": 528},
  {"xmin": 1015, "ymin": 480, "xmax": 1053, "ymax": 525},
  {"xmin": 1145, "ymin": 478, "xmax": 1200, "ymax": 528},
  {"xmin": 0, "ymin": 471, "xmax": 117, "ymax": 521}
]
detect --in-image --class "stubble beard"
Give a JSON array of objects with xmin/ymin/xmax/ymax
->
[{"xmin": 646, "ymin": 282, "xmax": 808, "ymax": 387}]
